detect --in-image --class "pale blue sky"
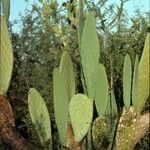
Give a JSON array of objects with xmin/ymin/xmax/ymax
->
[
  {"xmin": 10, "ymin": 0, "xmax": 65, "ymax": 21},
  {"xmin": 9, "ymin": 0, "xmax": 149, "ymax": 32}
]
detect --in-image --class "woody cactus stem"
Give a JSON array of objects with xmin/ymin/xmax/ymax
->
[
  {"xmin": 115, "ymin": 107, "xmax": 150, "ymax": 150},
  {"xmin": 0, "ymin": 96, "xmax": 34, "ymax": 150},
  {"xmin": 0, "ymin": 126, "xmax": 34, "ymax": 150},
  {"xmin": 131, "ymin": 112, "xmax": 149, "ymax": 146},
  {"xmin": 67, "ymin": 121, "xmax": 85, "ymax": 150}
]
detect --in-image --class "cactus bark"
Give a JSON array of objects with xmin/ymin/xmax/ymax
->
[
  {"xmin": 114, "ymin": 107, "xmax": 150, "ymax": 150},
  {"xmin": 0, "ymin": 96, "xmax": 35, "ymax": 150}
]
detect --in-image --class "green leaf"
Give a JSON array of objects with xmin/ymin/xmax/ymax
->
[
  {"xmin": 0, "ymin": 16, "xmax": 13, "ymax": 95},
  {"xmin": 123, "ymin": 54, "xmax": 132, "ymax": 109},
  {"xmin": 132, "ymin": 55, "xmax": 139, "ymax": 106},
  {"xmin": 2, "ymin": 0, "xmax": 10, "ymax": 22},
  {"xmin": 69, "ymin": 94, "xmax": 93, "ymax": 142},
  {"xmin": 95, "ymin": 64, "xmax": 109, "ymax": 117},
  {"xmin": 59, "ymin": 51, "xmax": 75, "ymax": 99},
  {"xmin": 81, "ymin": 12, "xmax": 99, "ymax": 98},
  {"xmin": 28, "ymin": 88, "xmax": 52, "ymax": 145},
  {"xmin": 135, "ymin": 33, "xmax": 150, "ymax": 113},
  {"xmin": 53, "ymin": 68, "xmax": 69, "ymax": 145}
]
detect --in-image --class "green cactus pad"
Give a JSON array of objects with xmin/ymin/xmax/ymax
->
[
  {"xmin": 132, "ymin": 55, "xmax": 139, "ymax": 106},
  {"xmin": 53, "ymin": 68, "xmax": 69, "ymax": 145},
  {"xmin": 123, "ymin": 54, "xmax": 132, "ymax": 109},
  {"xmin": 78, "ymin": 0, "xmax": 84, "ymax": 49},
  {"xmin": 107, "ymin": 89, "xmax": 117, "ymax": 116},
  {"xmin": 81, "ymin": 12, "xmax": 99, "ymax": 98},
  {"xmin": 106, "ymin": 90, "xmax": 118, "ymax": 145},
  {"xmin": 59, "ymin": 51, "xmax": 75, "ymax": 99},
  {"xmin": 0, "ymin": 16, "xmax": 13, "ymax": 95},
  {"xmin": 87, "ymin": 129, "xmax": 93, "ymax": 150},
  {"xmin": 69, "ymin": 94, "xmax": 93, "ymax": 142},
  {"xmin": 1, "ymin": 0, "xmax": 10, "ymax": 22},
  {"xmin": 95, "ymin": 63, "xmax": 109, "ymax": 117},
  {"xmin": 135, "ymin": 33, "xmax": 150, "ymax": 113},
  {"xmin": 28, "ymin": 88, "xmax": 52, "ymax": 145},
  {"xmin": 111, "ymin": 90, "xmax": 118, "ymax": 116}
]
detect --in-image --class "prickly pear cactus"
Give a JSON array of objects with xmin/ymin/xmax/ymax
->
[
  {"xmin": 81, "ymin": 12, "xmax": 99, "ymax": 98},
  {"xmin": 135, "ymin": 33, "xmax": 150, "ymax": 114},
  {"xmin": 95, "ymin": 63, "xmax": 109, "ymax": 117},
  {"xmin": 53, "ymin": 68, "xmax": 69, "ymax": 145},
  {"xmin": 0, "ymin": 16, "xmax": 13, "ymax": 95},
  {"xmin": 77, "ymin": 0, "xmax": 84, "ymax": 49},
  {"xmin": 59, "ymin": 51, "xmax": 76, "ymax": 99},
  {"xmin": 132, "ymin": 55, "xmax": 139, "ymax": 106},
  {"xmin": 110, "ymin": 90, "xmax": 118, "ymax": 116},
  {"xmin": 28, "ymin": 88, "xmax": 52, "ymax": 146},
  {"xmin": 123, "ymin": 54, "xmax": 132, "ymax": 109},
  {"xmin": 1, "ymin": 0, "xmax": 10, "ymax": 22},
  {"xmin": 69, "ymin": 94, "xmax": 93, "ymax": 142},
  {"xmin": 106, "ymin": 90, "xmax": 118, "ymax": 148}
]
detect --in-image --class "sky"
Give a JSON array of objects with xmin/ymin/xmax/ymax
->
[{"xmin": 9, "ymin": 0, "xmax": 149, "ymax": 32}]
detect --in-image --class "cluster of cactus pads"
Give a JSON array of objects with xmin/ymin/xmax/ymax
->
[
  {"xmin": 27, "ymin": 12, "xmax": 149, "ymax": 149},
  {"xmin": 0, "ymin": 0, "xmax": 149, "ymax": 149}
]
